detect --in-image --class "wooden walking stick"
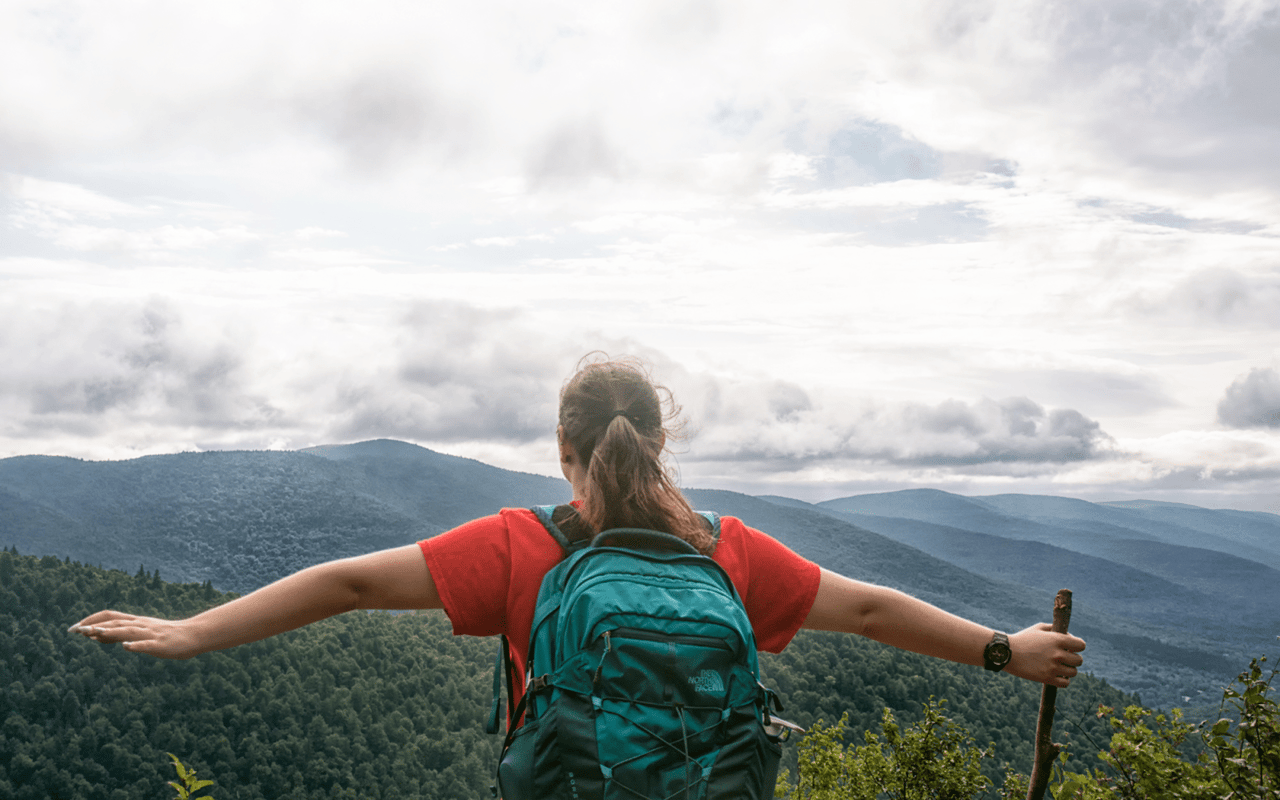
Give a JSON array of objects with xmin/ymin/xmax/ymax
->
[{"xmin": 1027, "ymin": 589, "xmax": 1073, "ymax": 800}]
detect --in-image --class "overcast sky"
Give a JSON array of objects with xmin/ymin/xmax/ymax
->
[{"xmin": 3, "ymin": 1, "xmax": 1279, "ymax": 512}]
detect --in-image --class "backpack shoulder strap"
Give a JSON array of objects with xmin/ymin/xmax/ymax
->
[
  {"xmin": 488, "ymin": 503, "xmax": 586, "ymax": 736},
  {"xmin": 696, "ymin": 510, "xmax": 722, "ymax": 542},
  {"xmin": 532, "ymin": 503, "xmax": 592, "ymax": 555}
]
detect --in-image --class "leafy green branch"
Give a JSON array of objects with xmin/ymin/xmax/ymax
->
[
  {"xmin": 776, "ymin": 698, "xmax": 1012, "ymax": 800},
  {"xmin": 167, "ymin": 754, "xmax": 215, "ymax": 800},
  {"xmin": 1054, "ymin": 654, "xmax": 1278, "ymax": 800}
]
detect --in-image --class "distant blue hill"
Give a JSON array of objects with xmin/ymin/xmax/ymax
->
[
  {"xmin": 980, "ymin": 493, "xmax": 1280, "ymax": 570},
  {"xmin": 805, "ymin": 488, "xmax": 1280, "ymax": 710},
  {"xmin": 1, "ymin": 441, "xmax": 1274, "ymax": 712},
  {"xmin": 816, "ymin": 489, "xmax": 1280, "ymax": 608}
]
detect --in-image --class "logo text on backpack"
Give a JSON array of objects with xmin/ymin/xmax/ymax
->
[{"xmin": 689, "ymin": 669, "xmax": 725, "ymax": 694}]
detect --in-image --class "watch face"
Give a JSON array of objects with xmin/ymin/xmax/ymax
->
[{"xmin": 989, "ymin": 643, "xmax": 1011, "ymax": 664}]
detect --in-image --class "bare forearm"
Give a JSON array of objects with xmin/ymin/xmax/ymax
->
[
  {"xmin": 856, "ymin": 583, "xmax": 991, "ymax": 666},
  {"xmin": 807, "ymin": 573, "xmax": 988, "ymax": 664},
  {"xmin": 183, "ymin": 561, "xmax": 363, "ymax": 653}
]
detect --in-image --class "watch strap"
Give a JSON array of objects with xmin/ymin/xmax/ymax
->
[{"xmin": 983, "ymin": 631, "xmax": 1011, "ymax": 672}]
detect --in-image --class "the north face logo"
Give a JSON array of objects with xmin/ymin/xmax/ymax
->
[{"xmin": 689, "ymin": 669, "xmax": 725, "ymax": 693}]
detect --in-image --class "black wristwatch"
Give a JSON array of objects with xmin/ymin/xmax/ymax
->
[{"xmin": 983, "ymin": 631, "xmax": 1012, "ymax": 672}]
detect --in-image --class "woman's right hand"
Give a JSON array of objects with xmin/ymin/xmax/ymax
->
[
  {"xmin": 69, "ymin": 544, "xmax": 442, "ymax": 659},
  {"xmin": 69, "ymin": 610, "xmax": 202, "ymax": 659}
]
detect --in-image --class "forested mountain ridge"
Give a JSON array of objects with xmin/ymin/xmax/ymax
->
[
  {"xmin": 0, "ymin": 440, "xmax": 569, "ymax": 594},
  {"xmin": 2, "ymin": 440, "xmax": 1275, "ymax": 712}
]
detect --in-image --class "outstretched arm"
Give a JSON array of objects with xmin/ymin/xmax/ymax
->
[
  {"xmin": 70, "ymin": 544, "xmax": 441, "ymax": 659},
  {"xmin": 802, "ymin": 568, "xmax": 1085, "ymax": 687}
]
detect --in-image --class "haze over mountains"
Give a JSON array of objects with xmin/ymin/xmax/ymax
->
[{"xmin": 2, "ymin": 439, "xmax": 1276, "ymax": 713}]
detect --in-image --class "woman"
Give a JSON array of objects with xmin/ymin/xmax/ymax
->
[{"xmin": 71, "ymin": 356, "xmax": 1085, "ymax": 690}]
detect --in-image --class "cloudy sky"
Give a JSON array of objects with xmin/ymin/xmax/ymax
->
[{"xmin": 3, "ymin": 0, "xmax": 1279, "ymax": 512}]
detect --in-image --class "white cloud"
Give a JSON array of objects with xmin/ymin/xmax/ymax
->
[
  {"xmin": 471, "ymin": 234, "xmax": 556, "ymax": 248},
  {"xmin": 0, "ymin": 297, "xmax": 281, "ymax": 442},
  {"xmin": 6, "ymin": 175, "xmax": 146, "ymax": 219},
  {"xmin": 1132, "ymin": 267, "xmax": 1280, "ymax": 327},
  {"xmin": 1218, "ymin": 367, "xmax": 1280, "ymax": 428},
  {"xmin": 655, "ymin": 366, "xmax": 1117, "ymax": 472},
  {"xmin": 3, "ymin": 174, "xmax": 264, "ymax": 260},
  {"xmin": 294, "ymin": 227, "xmax": 346, "ymax": 240},
  {"xmin": 329, "ymin": 301, "xmax": 580, "ymax": 444}
]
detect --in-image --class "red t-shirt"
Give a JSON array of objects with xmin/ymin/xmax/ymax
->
[{"xmin": 418, "ymin": 507, "xmax": 822, "ymax": 707}]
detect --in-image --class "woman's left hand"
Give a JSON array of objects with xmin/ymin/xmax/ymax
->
[{"xmin": 1007, "ymin": 623, "xmax": 1087, "ymax": 687}]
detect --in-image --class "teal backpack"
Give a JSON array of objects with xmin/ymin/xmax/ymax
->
[{"xmin": 486, "ymin": 504, "xmax": 796, "ymax": 799}]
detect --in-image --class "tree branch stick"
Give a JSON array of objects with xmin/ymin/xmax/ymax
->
[{"xmin": 1027, "ymin": 589, "xmax": 1073, "ymax": 800}]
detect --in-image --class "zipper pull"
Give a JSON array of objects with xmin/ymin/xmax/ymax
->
[{"xmin": 592, "ymin": 630, "xmax": 612, "ymax": 686}]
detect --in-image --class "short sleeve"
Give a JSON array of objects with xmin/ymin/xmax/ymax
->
[
  {"xmin": 713, "ymin": 519, "xmax": 822, "ymax": 653},
  {"xmin": 418, "ymin": 515, "xmax": 513, "ymax": 637}
]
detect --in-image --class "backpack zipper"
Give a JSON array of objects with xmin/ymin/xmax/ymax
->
[{"xmin": 606, "ymin": 626, "xmax": 736, "ymax": 651}]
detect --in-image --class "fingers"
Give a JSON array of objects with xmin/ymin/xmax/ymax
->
[
  {"xmin": 1008, "ymin": 623, "xmax": 1087, "ymax": 687},
  {"xmin": 1049, "ymin": 660, "xmax": 1080, "ymax": 691},
  {"xmin": 120, "ymin": 638, "xmax": 159, "ymax": 655},
  {"xmin": 72, "ymin": 609, "xmax": 136, "ymax": 627},
  {"xmin": 1055, "ymin": 636, "xmax": 1086, "ymax": 678},
  {"xmin": 68, "ymin": 621, "xmax": 157, "ymax": 655},
  {"xmin": 80, "ymin": 624, "xmax": 143, "ymax": 643},
  {"xmin": 68, "ymin": 620, "xmax": 139, "ymax": 644},
  {"xmin": 1028, "ymin": 625, "xmax": 1087, "ymax": 660},
  {"xmin": 69, "ymin": 612, "xmax": 159, "ymax": 647},
  {"xmin": 1044, "ymin": 632, "xmax": 1084, "ymax": 687},
  {"xmin": 1033, "ymin": 622, "xmax": 1087, "ymax": 651}
]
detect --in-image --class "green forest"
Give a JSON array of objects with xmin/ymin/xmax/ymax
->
[{"xmin": 0, "ymin": 548, "xmax": 1190, "ymax": 799}]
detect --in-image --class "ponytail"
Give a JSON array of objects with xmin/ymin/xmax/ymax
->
[{"xmin": 558, "ymin": 355, "xmax": 712, "ymax": 555}]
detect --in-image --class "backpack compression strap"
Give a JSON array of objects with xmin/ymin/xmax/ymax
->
[{"xmin": 485, "ymin": 633, "xmax": 511, "ymax": 735}]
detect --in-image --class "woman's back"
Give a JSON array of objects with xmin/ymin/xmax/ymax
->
[{"xmin": 418, "ymin": 505, "xmax": 822, "ymax": 709}]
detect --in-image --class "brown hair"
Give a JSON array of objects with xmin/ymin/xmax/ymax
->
[{"xmin": 558, "ymin": 354, "xmax": 713, "ymax": 555}]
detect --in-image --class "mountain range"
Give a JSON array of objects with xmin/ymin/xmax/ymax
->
[{"xmin": 2, "ymin": 438, "xmax": 1276, "ymax": 713}]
